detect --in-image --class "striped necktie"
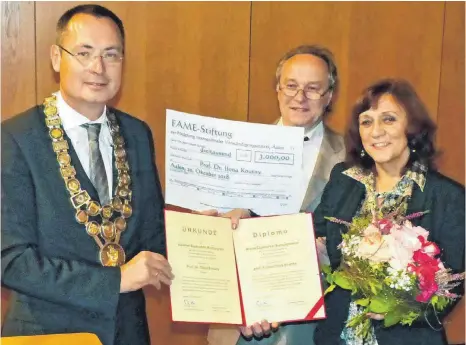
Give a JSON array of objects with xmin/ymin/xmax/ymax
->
[{"xmin": 82, "ymin": 123, "xmax": 110, "ymax": 205}]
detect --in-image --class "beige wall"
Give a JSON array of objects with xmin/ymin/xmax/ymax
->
[{"xmin": 2, "ymin": 2, "xmax": 464, "ymax": 344}]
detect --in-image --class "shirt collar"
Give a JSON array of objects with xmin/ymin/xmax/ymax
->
[
  {"xmin": 55, "ymin": 91, "xmax": 108, "ymax": 131},
  {"xmin": 343, "ymin": 164, "xmax": 426, "ymax": 192},
  {"xmin": 277, "ymin": 117, "xmax": 324, "ymax": 140},
  {"xmin": 405, "ymin": 167, "xmax": 426, "ymax": 192}
]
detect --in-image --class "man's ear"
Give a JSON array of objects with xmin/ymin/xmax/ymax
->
[
  {"xmin": 50, "ymin": 45, "xmax": 61, "ymax": 73},
  {"xmin": 326, "ymin": 90, "xmax": 334, "ymax": 107}
]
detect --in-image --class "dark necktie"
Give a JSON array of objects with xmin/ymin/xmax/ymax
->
[{"xmin": 82, "ymin": 123, "xmax": 110, "ymax": 205}]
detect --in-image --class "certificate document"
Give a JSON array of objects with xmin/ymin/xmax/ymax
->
[
  {"xmin": 165, "ymin": 109, "xmax": 304, "ymax": 216},
  {"xmin": 165, "ymin": 210, "xmax": 325, "ymax": 325},
  {"xmin": 166, "ymin": 211, "xmax": 243, "ymax": 324}
]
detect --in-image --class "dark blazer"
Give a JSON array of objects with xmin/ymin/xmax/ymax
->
[
  {"xmin": 1, "ymin": 106, "xmax": 166, "ymax": 345},
  {"xmin": 313, "ymin": 162, "xmax": 465, "ymax": 345}
]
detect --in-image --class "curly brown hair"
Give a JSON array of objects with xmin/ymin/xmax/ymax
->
[{"xmin": 345, "ymin": 79, "xmax": 437, "ymax": 171}]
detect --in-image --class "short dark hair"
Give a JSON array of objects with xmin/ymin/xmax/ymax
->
[
  {"xmin": 345, "ymin": 78, "xmax": 438, "ymax": 171},
  {"xmin": 275, "ymin": 45, "xmax": 339, "ymax": 114},
  {"xmin": 56, "ymin": 4, "xmax": 125, "ymax": 48}
]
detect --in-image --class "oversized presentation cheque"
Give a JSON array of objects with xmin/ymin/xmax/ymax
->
[
  {"xmin": 165, "ymin": 109, "xmax": 305, "ymax": 216},
  {"xmin": 165, "ymin": 210, "xmax": 326, "ymax": 325}
]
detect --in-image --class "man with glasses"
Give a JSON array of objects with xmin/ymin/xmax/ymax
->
[
  {"xmin": 207, "ymin": 45, "xmax": 345, "ymax": 345},
  {"xmin": 2, "ymin": 5, "xmax": 173, "ymax": 345},
  {"xmin": 274, "ymin": 45, "xmax": 344, "ymax": 213}
]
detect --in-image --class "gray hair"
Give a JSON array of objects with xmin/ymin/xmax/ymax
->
[{"xmin": 275, "ymin": 45, "xmax": 338, "ymax": 93}]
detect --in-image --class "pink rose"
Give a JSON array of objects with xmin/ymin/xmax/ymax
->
[
  {"xmin": 385, "ymin": 234, "xmax": 415, "ymax": 270},
  {"xmin": 389, "ymin": 221, "xmax": 429, "ymax": 256},
  {"xmin": 363, "ymin": 223, "xmax": 381, "ymax": 238},
  {"xmin": 417, "ymin": 236, "xmax": 440, "ymax": 257},
  {"xmin": 412, "ymin": 250, "xmax": 437, "ymax": 266},
  {"xmin": 377, "ymin": 219, "xmax": 395, "ymax": 235},
  {"xmin": 413, "ymin": 264, "xmax": 440, "ymax": 302},
  {"xmin": 416, "ymin": 281, "xmax": 438, "ymax": 302},
  {"xmin": 403, "ymin": 221, "xmax": 429, "ymax": 241},
  {"xmin": 356, "ymin": 224, "xmax": 392, "ymax": 263},
  {"xmin": 409, "ymin": 238, "xmax": 443, "ymax": 303}
]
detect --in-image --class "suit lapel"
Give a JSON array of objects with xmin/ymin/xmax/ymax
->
[
  {"xmin": 271, "ymin": 117, "xmax": 344, "ymax": 211},
  {"xmin": 300, "ymin": 139, "xmax": 328, "ymax": 210},
  {"xmin": 336, "ymin": 181, "xmax": 365, "ymax": 222},
  {"xmin": 406, "ymin": 179, "xmax": 428, "ymax": 227},
  {"xmin": 301, "ymin": 128, "xmax": 344, "ymax": 211}
]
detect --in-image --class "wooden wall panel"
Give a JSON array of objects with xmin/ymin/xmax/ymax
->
[
  {"xmin": 436, "ymin": 1, "xmax": 465, "ymax": 185},
  {"xmin": 1, "ymin": 1, "xmax": 36, "ymax": 119},
  {"xmin": 344, "ymin": 2, "xmax": 444, "ymax": 124},
  {"xmin": 1, "ymin": 0, "xmax": 36, "ymax": 324},
  {"xmin": 248, "ymin": 2, "xmax": 353, "ymax": 132},
  {"xmin": 248, "ymin": 2, "xmax": 445, "ymax": 134},
  {"xmin": 437, "ymin": 4, "xmax": 465, "ymax": 340},
  {"xmin": 444, "ymin": 297, "xmax": 465, "ymax": 344},
  {"xmin": 33, "ymin": 2, "xmax": 250, "ymax": 345}
]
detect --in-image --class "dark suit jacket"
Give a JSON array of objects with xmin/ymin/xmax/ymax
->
[
  {"xmin": 1, "ymin": 106, "xmax": 166, "ymax": 345},
  {"xmin": 313, "ymin": 162, "xmax": 465, "ymax": 345}
]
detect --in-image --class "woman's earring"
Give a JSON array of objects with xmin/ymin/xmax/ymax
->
[
  {"xmin": 360, "ymin": 149, "xmax": 366, "ymax": 157},
  {"xmin": 409, "ymin": 139, "xmax": 417, "ymax": 153}
]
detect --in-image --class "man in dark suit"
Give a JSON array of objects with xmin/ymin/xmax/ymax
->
[{"xmin": 1, "ymin": 5, "xmax": 173, "ymax": 345}]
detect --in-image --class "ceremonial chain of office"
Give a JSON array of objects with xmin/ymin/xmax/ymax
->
[{"xmin": 43, "ymin": 94, "xmax": 132, "ymax": 267}]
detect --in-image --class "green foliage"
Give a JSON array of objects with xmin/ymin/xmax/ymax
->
[
  {"xmin": 400, "ymin": 310, "xmax": 421, "ymax": 326},
  {"xmin": 383, "ymin": 310, "xmax": 403, "ymax": 327},
  {"xmin": 431, "ymin": 295, "xmax": 450, "ymax": 311},
  {"xmin": 369, "ymin": 297, "xmax": 391, "ymax": 313},
  {"xmin": 321, "ymin": 264, "xmax": 332, "ymax": 275},
  {"xmin": 355, "ymin": 298, "xmax": 370, "ymax": 307},
  {"xmin": 323, "ymin": 211, "xmax": 459, "ymax": 340},
  {"xmin": 348, "ymin": 215, "xmax": 372, "ymax": 235},
  {"xmin": 347, "ymin": 312, "xmax": 372, "ymax": 339},
  {"xmin": 333, "ymin": 271, "xmax": 354, "ymax": 290}
]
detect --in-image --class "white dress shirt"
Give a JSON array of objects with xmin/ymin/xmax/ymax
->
[
  {"xmin": 277, "ymin": 117, "xmax": 325, "ymax": 206},
  {"xmin": 55, "ymin": 91, "xmax": 113, "ymax": 199}
]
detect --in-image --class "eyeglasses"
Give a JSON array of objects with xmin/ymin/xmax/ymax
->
[
  {"xmin": 278, "ymin": 84, "xmax": 332, "ymax": 100},
  {"xmin": 57, "ymin": 45, "xmax": 124, "ymax": 67}
]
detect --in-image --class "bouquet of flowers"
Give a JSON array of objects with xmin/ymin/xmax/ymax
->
[{"xmin": 323, "ymin": 210, "xmax": 465, "ymax": 339}]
